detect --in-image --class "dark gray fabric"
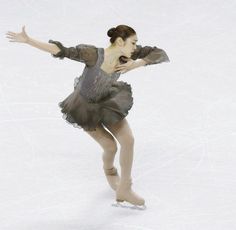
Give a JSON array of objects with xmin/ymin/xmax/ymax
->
[
  {"xmin": 48, "ymin": 39, "xmax": 170, "ymax": 66},
  {"xmin": 48, "ymin": 39, "xmax": 169, "ymax": 131},
  {"xmin": 130, "ymin": 45, "xmax": 170, "ymax": 65},
  {"xmin": 48, "ymin": 40, "xmax": 98, "ymax": 67}
]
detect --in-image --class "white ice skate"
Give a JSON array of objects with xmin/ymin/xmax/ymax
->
[
  {"xmin": 112, "ymin": 178, "xmax": 146, "ymax": 210},
  {"xmin": 111, "ymin": 201, "xmax": 147, "ymax": 210}
]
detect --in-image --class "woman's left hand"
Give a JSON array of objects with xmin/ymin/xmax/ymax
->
[{"xmin": 115, "ymin": 58, "xmax": 137, "ymax": 74}]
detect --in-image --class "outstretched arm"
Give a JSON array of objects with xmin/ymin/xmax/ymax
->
[
  {"xmin": 6, "ymin": 25, "xmax": 61, "ymax": 55},
  {"xmin": 6, "ymin": 26, "xmax": 98, "ymax": 67},
  {"xmin": 47, "ymin": 40, "xmax": 98, "ymax": 66}
]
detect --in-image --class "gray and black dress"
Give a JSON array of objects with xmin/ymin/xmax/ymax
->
[{"xmin": 48, "ymin": 39, "xmax": 170, "ymax": 131}]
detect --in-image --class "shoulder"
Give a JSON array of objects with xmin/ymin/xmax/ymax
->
[
  {"xmin": 76, "ymin": 43, "xmax": 97, "ymax": 49},
  {"xmin": 76, "ymin": 44, "xmax": 99, "ymax": 67}
]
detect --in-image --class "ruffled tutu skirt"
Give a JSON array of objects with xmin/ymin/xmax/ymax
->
[{"xmin": 58, "ymin": 81, "xmax": 133, "ymax": 131}]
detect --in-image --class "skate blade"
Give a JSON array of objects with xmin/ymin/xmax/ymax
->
[{"xmin": 111, "ymin": 201, "xmax": 147, "ymax": 210}]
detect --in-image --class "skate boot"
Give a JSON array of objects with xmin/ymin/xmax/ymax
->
[
  {"xmin": 103, "ymin": 166, "xmax": 120, "ymax": 191},
  {"xmin": 114, "ymin": 178, "xmax": 146, "ymax": 210}
]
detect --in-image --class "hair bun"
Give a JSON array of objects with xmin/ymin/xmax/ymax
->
[{"xmin": 107, "ymin": 27, "xmax": 116, "ymax": 37}]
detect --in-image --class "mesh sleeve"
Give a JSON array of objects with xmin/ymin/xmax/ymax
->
[
  {"xmin": 48, "ymin": 40, "xmax": 98, "ymax": 67},
  {"xmin": 130, "ymin": 44, "xmax": 170, "ymax": 66}
]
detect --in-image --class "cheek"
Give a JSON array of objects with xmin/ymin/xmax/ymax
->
[
  {"xmin": 122, "ymin": 45, "xmax": 131, "ymax": 54},
  {"xmin": 126, "ymin": 46, "xmax": 132, "ymax": 52},
  {"xmin": 122, "ymin": 47, "xmax": 129, "ymax": 54}
]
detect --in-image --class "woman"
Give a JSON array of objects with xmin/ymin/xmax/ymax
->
[{"xmin": 6, "ymin": 24, "xmax": 169, "ymax": 209}]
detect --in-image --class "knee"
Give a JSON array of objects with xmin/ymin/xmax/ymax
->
[
  {"xmin": 103, "ymin": 139, "xmax": 118, "ymax": 154},
  {"xmin": 120, "ymin": 135, "xmax": 135, "ymax": 148}
]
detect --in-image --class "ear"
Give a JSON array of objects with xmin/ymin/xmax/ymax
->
[{"xmin": 116, "ymin": 37, "xmax": 125, "ymax": 46}]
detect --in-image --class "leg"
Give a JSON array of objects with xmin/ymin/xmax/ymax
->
[
  {"xmin": 84, "ymin": 124, "xmax": 118, "ymax": 169},
  {"xmin": 84, "ymin": 124, "xmax": 120, "ymax": 191},
  {"xmin": 105, "ymin": 118, "xmax": 145, "ymax": 206},
  {"xmin": 105, "ymin": 118, "xmax": 134, "ymax": 181}
]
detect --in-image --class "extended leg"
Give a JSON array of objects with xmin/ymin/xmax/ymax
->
[{"xmin": 105, "ymin": 118, "xmax": 145, "ymax": 207}]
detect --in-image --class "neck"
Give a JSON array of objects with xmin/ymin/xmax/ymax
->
[{"xmin": 104, "ymin": 45, "xmax": 122, "ymax": 64}]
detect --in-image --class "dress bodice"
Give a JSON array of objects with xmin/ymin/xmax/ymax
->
[
  {"xmin": 48, "ymin": 39, "xmax": 170, "ymax": 102},
  {"xmin": 74, "ymin": 48, "xmax": 121, "ymax": 102}
]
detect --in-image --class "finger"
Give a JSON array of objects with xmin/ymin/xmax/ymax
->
[
  {"xmin": 6, "ymin": 34, "xmax": 13, "ymax": 37},
  {"xmin": 115, "ymin": 65, "xmax": 126, "ymax": 69},
  {"xmin": 6, "ymin": 36, "xmax": 15, "ymax": 40},
  {"xmin": 6, "ymin": 31, "xmax": 16, "ymax": 35},
  {"xmin": 117, "ymin": 63, "xmax": 127, "ymax": 66},
  {"xmin": 115, "ymin": 68, "xmax": 125, "ymax": 72},
  {"xmin": 115, "ymin": 68, "xmax": 124, "ymax": 72},
  {"xmin": 116, "ymin": 66, "xmax": 125, "ymax": 69},
  {"xmin": 6, "ymin": 36, "xmax": 14, "ymax": 39}
]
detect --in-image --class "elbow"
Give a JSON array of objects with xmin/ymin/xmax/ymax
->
[
  {"xmin": 160, "ymin": 49, "xmax": 170, "ymax": 62},
  {"xmin": 153, "ymin": 47, "xmax": 170, "ymax": 63},
  {"xmin": 143, "ymin": 49, "xmax": 170, "ymax": 65},
  {"xmin": 48, "ymin": 39, "xmax": 65, "ymax": 57},
  {"xmin": 51, "ymin": 44, "xmax": 62, "ymax": 55}
]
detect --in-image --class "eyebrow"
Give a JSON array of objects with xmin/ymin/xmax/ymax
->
[{"xmin": 133, "ymin": 39, "xmax": 138, "ymax": 42}]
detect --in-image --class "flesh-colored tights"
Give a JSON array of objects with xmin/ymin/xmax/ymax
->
[{"xmin": 85, "ymin": 118, "xmax": 134, "ymax": 182}]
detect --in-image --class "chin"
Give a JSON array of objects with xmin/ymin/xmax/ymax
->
[{"xmin": 121, "ymin": 55, "xmax": 129, "ymax": 59}]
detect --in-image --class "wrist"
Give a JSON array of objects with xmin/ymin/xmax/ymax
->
[
  {"xmin": 135, "ymin": 59, "xmax": 148, "ymax": 67},
  {"xmin": 25, "ymin": 36, "xmax": 30, "ymax": 44}
]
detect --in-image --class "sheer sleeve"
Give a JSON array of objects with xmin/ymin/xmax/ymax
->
[
  {"xmin": 130, "ymin": 44, "xmax": 170, "ymax": 66},
  {"xmin": 48, "ymin": 40, "xmax": 98, "ymax": 67}
]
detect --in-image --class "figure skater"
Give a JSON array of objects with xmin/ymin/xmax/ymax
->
[{"xmin": 6, "ymin": 24, "xmax": 169, "ymax": 209}]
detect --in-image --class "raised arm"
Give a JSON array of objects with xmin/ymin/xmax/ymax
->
[{"xmin": 6, "ymin": 26, "xmax": 61, "ymax": 55}]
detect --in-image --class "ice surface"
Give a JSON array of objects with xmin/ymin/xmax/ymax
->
[{"xmin": 1, "ymin": 0, "xmax": 236, "ymax": 229}]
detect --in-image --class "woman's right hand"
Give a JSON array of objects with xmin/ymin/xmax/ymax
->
[{"xmin": 6, "ymin": 25, "xmax": 29, "ymax": 43}]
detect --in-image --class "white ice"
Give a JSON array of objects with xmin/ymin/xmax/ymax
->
[{"xmin": 1, "ymin": 0, "xmax": 236, "ymax": 229}]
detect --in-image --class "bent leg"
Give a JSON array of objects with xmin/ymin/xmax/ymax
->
[
  {"xmin": 84, "ymin": 124, "xmax": 118, "ymax": 169},
  {"xmin": 84, "ymin": 124, "xmax": 120, "ymax": 190}
]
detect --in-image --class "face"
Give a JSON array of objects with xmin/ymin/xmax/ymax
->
[{"xmin": 119, "ymin": 34, "xmax": 138, "ymax": 58}]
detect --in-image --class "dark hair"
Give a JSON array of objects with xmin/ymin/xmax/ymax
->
[{"xmin": 107, "ymin": 24, "xmax": 136, "ymax": 44}]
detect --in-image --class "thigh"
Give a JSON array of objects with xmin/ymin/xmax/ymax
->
[
  {"xmin": 84, "ymin": 124, "xmax": 117, "ymax": 151},
  {"xmin": 105, "ymin": 118, "xmax": 135, "ymax": 145}
]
